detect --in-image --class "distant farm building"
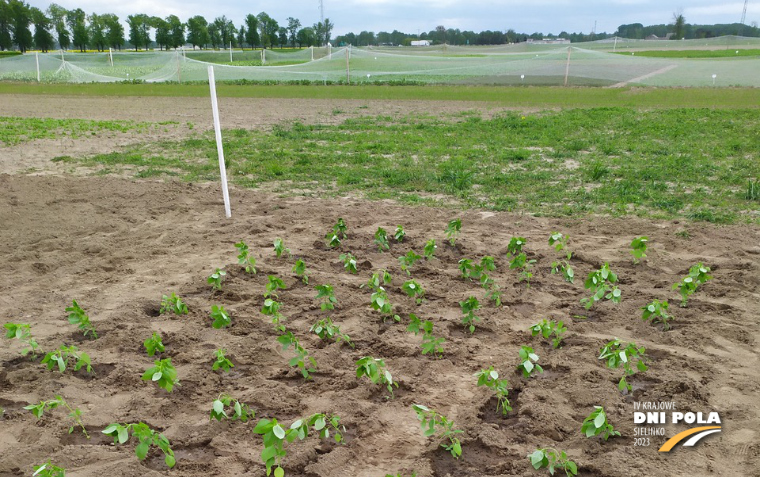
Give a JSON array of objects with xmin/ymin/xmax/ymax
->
[
  {"xmin": 526, "ymin": 38, "xmax": 571, "ymax": 45},
  {"xmin": 411, "ymin": 40, "xmax": 431, "ymax": 46}
]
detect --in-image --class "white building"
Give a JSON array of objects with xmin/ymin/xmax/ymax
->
[{"xmin": 410, "ymin": 40, "xmax": 431, "ymax": 46}]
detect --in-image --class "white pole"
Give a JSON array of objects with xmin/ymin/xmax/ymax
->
[
  {"xmin": 35, "ymin": 52, "xmax": 40, "ymax": 82},
  {"xmin": 207, "ymin": 65, "xmax": 232, "ymax": 218},
  {"xmin": 563, "ymin": 47, "xmax": 572, "ymax": 86},
  {"xmin": 230, "ymin": 41, "xmax": 233, "ymax": 62},
  {"xmin": 311, "ymin": 45, "xmax": 314, "ymax": 61},
  {"xmin": 345, "ymin": 46, "xmax": 350, "ymax": 84},
  {"xmin": 109, "ymin": 47, "xmax": 113, "ymax": 66},
  {"xmin": 613, "ymin": 37, "xmax": 617, "ymax": 52},
  {"xmin": 60, "ymin": 49, "xmax": 64, "ymax": 63},
  {"xmin": 328, "ymin": 44, "xmax": 331, "ymax": 60}
]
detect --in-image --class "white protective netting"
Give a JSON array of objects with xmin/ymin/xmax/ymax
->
[{"xmin": 0, "ymin": 36, "xmax": 758, "ymax": 86}]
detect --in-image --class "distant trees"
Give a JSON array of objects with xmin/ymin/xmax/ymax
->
[
  {"xmin": 244, "ymin": 14, "xmax": 259, "ymax": 48},
  {"xmin": 187, "ymin": 15, "xmax": 209, "ymax": 49},
  {"xmin": 126, "ymin": 13, "xmax": 151, "ymax": 51},
  {"xmin": 67, "ymin": 8, "xmax": 87, "ymax": 51},
  {"xmin": 672, "ymin": 11, "xmax": 686, "ymax": 40},
  {"xmin": 286, "ymin": 17, "xmax": 300, "ymax": 47},
  {"xmin": 31, "ymin": 6, "xmax": 54, "ymax": 51}
]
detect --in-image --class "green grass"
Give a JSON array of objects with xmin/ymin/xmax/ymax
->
[
  {"xmin": 1, "ymin": 83, "xmax": 759, "ymax": 108},
  {"xmin": 615, "ymin": 49, "xmax": 760, "ymax": 58},
  {"xmin": 0, "ymin": 117, "xmax": 160, "ymax": 145},
  {"xmin": 48, "ymin": 108, "xmax": 760, "ymax": 223}
]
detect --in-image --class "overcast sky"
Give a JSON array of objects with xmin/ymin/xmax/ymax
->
[{"xmin": 28, "ymin": 0, "xmax": 759, "ymax": 35}]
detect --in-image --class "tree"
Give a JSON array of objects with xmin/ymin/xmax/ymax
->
[
  {"xmin": 0, "ymin": 0, "xmax": 13, "ymax": 51},
  {"xmin": 88, "ymin": 12, "xmax": 106, "ymax": 51},
  {"xmin": 296, "ymin": 26, "xmax": 314, "ymax": 47},
  {"xmin": 67, "ymin": 8, "xmax": 88, "ymax": 51},
  {"xmin": 286, "ymin": 17, "xmax": 300, "ymax": 47},
  {"xmin": 672, "ymin": 10, "xmax": 686, "ymax": 40},
  {"xmin": 126, "ymin": 13, "xmax": 150, "ymax": 51},
  {"xmin": 257, "ymin": 12, "xmax": 278, "ymax": 48},
  {"xmin": 153, "ymin": 16, "xmax": 169, "ymax": 50},
  {"xmin": 237, "ymin": 25, "xmax": 246, "ymax": 49},
  {"xmin": 357, "ymin": 30, "xmax": 375, "ymax": 46},
  {"xmin": 277, "ymin": 26, "xmax": 287, "ymax": 47},
  {"xmin": 8, "ymin": 0, "xmax": 32, "ymax": 52},
  {"xmin": 207, "ymin": 21, "xmax": 220, "ymax": 48},
  {"xmin": 166, "ymin": 14, "xmax": 184, "ymax": 49},
  {"xmin": 186, "ymin": 15, "xmax": 208, "ymax": 49},
  {"xmin": 323, "ymin": 18, "xmax": 333, "ymax": 45},
  {"xmin": 244, "ymin": 14, "xmax": 259, "ymax": 48},
  {"xmin": 103, "ymin": 13, "xmax": 124, "ymax": 50},
  {"xmin": 213, "ymin": 16, "xmax": 235, "ymax": 48},
  {"xmin": 31, "ymin": 6, "xmax": 54, "ymax": 52},
  {"xmin": 46, "ymin": 3, "xmax": 69, "ymax": 49}
]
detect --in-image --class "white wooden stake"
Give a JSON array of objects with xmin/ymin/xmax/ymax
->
[
  {"xmin": 35, "ymin": 52, "xmax": 40, "ymax": 82},
  {"xmin": 311, "ymin": 45, "xmax": 314, "ymax": 61},
  {"xmin": 563, "ymin": 47, "xmax": 572, "ymax": 86},
  {"xmin": 207, "ymin": 65, "xmax": 232, "ymax": 218},
  {"xmin": 345, "ymin": 47, "xmax": 350, "ymax": 84},
  {"xmin": 230, "ymin": 41, "xmax": 233, "ymax": 62}
]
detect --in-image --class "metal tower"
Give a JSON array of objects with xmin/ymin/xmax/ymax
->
[
  {"xmin": 319, "ymin": 0, "xmax": 324, "ymax": 24},
  {"xmin": 741, "ymin": 0, "xmax": 748, "ymax": 24}
]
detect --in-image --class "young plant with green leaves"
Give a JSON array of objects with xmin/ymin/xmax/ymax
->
[
  {"xmin": 364, "ymin": 269, "xmax": 392, "ymax": 290},
  {"xmin": 277, "ymin": 331, "xmax": 317, "ymax": 379},
  {"xmin": 394, "ymin": 225, "xmax": 406, "ymax": 242},
  {"xmin": 529, "ymin": 319, "xmax": 567, "ymax": 349},
  {"xmin": 551, "ymin": 260, "xmax": 575, "ymax": 283},
  {"xmin": 261, "ymin": 298, "xmax": 285, "ymax": 332},
  {"xmin": 356, "ymin": 356, "xmax": 398, "ymax": 397},
  {"xmin": 672, "ymin": 263, "xmax": 712, "ymax": 307},
  {"xmin": 598, "ymin": 338, "xmax": 648, "ymax": 393},
  {"xmin": 408, "ymin": 316, "xmax": 445, "ymax": 357},
  {"xmin": 314, "ymin": 284, "xmax": 337, "ymax": 311},
  {"xmin": 41, "ymin": 346, "xmax": 92, "ymax": 374},
  {"xmin": 630, "ymin": 236, "xmax": 648, "ymax": 263},
  {"xmin": 210, "ymin": 394, "xmax": 254, "ymax": 422},
  {"xmin": 581, "ymin": 406, "xmax": 620, "ymax": 441},
  {"xmin": 309, "ymin": 317, "xmax": 353, "ymax": 348},
  {"xmin": 458, "ymin": 258, "xmax": 474, "ymax": 279},
  {"xmin": 207, "ymin": 268, "xmax": 227, "ymax": 291},
  {"xmin": 3, "ymin": 323, "xmax": 39, "ymax": 358},
  {"xmin": 506, "ymin": 236, "xmax": 526, "ymax": 256},
  {"xmin": 641, "ymin": 299, "xmax": 674, "ymax": 330},
  {"xmin": 509, "ymin": 252, "xmax": 537, "ymax": 286},
  {"xmin": 549, "ymin": 232, "xmax": 572, "ymax": 260},
  {"xmin": 474, "ymin": 367, "xmax": 512, "ymax": 416},
  {"xmin": 210, "ymin": 305, "xmax": 231, "ymax": 329},
  {"xmin": 517, "ymin": 345, "xmax": 543, "ymax": 378},
  {"xmin": 370, "ymin": 287, "xmax": 400, "ymax": 322},
  {"xmin": 235, "ymin": 240, "xmax": 257, "ymax": 274},
  {"xmin": 25, "ymin": 395, "xmax": 89, "ymax": 438},
  {"xmin": 102, "ymin": 422, "xmax": 176, "ymax": 468},
  {"xmin": 160, "ymin": 293, "xmax": 188, "ymax": 315},
  {"xmin": 580, "ymin": 263, "xmax": 621, "ymax": 309},
  {"xmin": 213, "ymin": 348, "xmax": 234, "ymax": 372},
  {"xmin": 333, "ymin": 218, "xmax": 348, "ymax": 239},
  {"xmin": 143, "ymin": 332, "xmax": 165, "ymax": 357},
  {"xmin": 402, "ymin": 280, "xmax": 425, "ymax": 304},
  {"xmin": 32, "ymin": 461, "xmax": 66, "ymax": 477},
  {"xmin": 424, "ymin": 239, "xmax": 437, "ymax": 260},
  {"xmin": 411, "ymin": 404, "xmax": 463, "ymax": 459},
  {"xmin": 527, "ymin": 448, "xmax": 577, "ymax": 476},
  {"xmin": 445, "ymin": 218, "xmax": 462, "ymax": 246},
  {"xmin": 265, "ymin": 275, "xmax": 288, "ymax": 298},
  {"xmin": 374, "ymin": 227, "xmax": 390, "ymax": 252},
  {"xmin": 292, "ymin": 259, "xmax": 309, "ymax": 284},
  {"xmin": 398, "ymin": 250, "xmax": 422, "ymax": 276},
  {"xmin": 325, "ymin": 218, "xmax": 347, "ymax": 248},
  {"xmin": 253, "ymin": 413, "xmax": 344, "ymax": 477},
  {"xmin": 459, "ymin": 296, "xmax": 481, "ymax": 333},
  {"xmin": 339, "ymin": 253, "xmax": 358, "ymax": 274},
  {"xmin": 142, "ymin": 357, "xmax": 179, "ymax": 392},
  {"xmin": 273, "ymin": 238, "xmax": 291, "ymax": 258},
  {"xmin": 65, "ymin": 300, "xmax": 97, "ymax": 339}
]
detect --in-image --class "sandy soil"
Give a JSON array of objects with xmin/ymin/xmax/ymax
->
[{"xmin": 1, "ymin": 174, "xmax": 758, "ymax": 477}]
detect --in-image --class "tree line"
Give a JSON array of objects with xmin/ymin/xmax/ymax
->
[{"xmin": 0, "ymin": 0, "xmax": 334, "ymax": 52}]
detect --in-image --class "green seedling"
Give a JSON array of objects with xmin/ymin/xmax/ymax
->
[
  {"xmin": 549, "ymin": 232, "xmax": 572, "ymax": 260},
  {"xmin": 458, "ymin": 258, "xmax": 474, "ymax": 279},
  {"xmin": 339, "ymin": 253, "xmax": 358, "ymax": 274},
  {"xmin": 325, "ymin": 231, "xmax": 342, "ymax": 248},
  {"xmin": 213, "ymin": 348, "xmax": 234, "ymax": 372},
  {"xmin": 356, "ymin": 356, "xmax": 398, "ymax": 396},
  {"xmin": 253, "ymin": 413, "xmax": 344, "ymax": 477},
  {"xmin": 551, "ymin": 260, "xmax": 575, "ymax": 283},
  {"xmin": 747, "ymin": 178, "xmax": 760, "ymax": 201},
  {"xmin": 314, "ymin": 284, "xmax": 338, "ymax": 311},
  {"xmin": 459, "ymin": 296, "xmax": 481, "ymax": 333},
  {"xmin": 210, "ymin": 394, "xmax": 254, "ymax": 422},
  {"xmin": 485, "ymin": 286, "xmax": 503, "ymax": 307},
  {"xmin": 265, "ymin": 275, "xmax": 288, "ymax": 298},
  {"xmin": 292, "ymin": 259, "xmax": 309, "ymax": 284},
  {"xmin": 581, "ymin": 406, "xmax": 620, "ymax": 441},
  {"xmin": 370, "ymin": 288, "xmax": 400, "ymax": 322},
  {"xmin": 143, "ymin": 332, "xmax": 165, "ymax": 357},
  {"xmin": 333, "ymin": 218, "xmax": 348, "ymax": 238},
  {"xmin": 277, "ymin": 331, "xmax": 317, "ymax": 379},
  {"xmin": 103, "ymin": 422, "xmax": 175, "ymax": 468},
  {"xmin": 529, "ymin": 319, "xmax": 567, "ymax": 349},
  {"xmin": 325, "ymin": 218, "xmax": 347, "ymax": 248},
  {"xmin": 364, "ymin": 269, "xmax": 392, "ymax": 290},
  {"xmin": 32, "ymin": 461, "xmax": 66, "ymax": 477},
  {"xmin": 445, "ymin": 218, "xmax": 462, "ymax": 246},
  {"xmin": 207, "ymin": 268, "xmax": 226, "ymax": 291},
  {"xmin": 509, "ymin": 252, "xmax": 537, "ymax": 286},
  {"xmin": 394, "ymin": 225, "xmax": 406, "ymax": 242},
  {"xmin": 598, "ymin": 338, "xmax": 648, "ymax": 393},
  {"xmin": 41, "ymin": 346, "xmax": 92, "ymax": 374},
  {"xmin": 261, "ymin": 298, "xmax": 285, "ymax": 332},
  {"xmin": 142, "ymin": 357, "xmax": 179, "ymax": 392},
  {"xmin": 402, "ymin": 280, "xmax": 425, "ymax": 304},
  {"xmin": 398, "ymin": 250, "xmax": 422, "ymax": 276},
  {"xmin": 25, "ymin": 395, "xmax": 89, "ymax": 438},
  {"xmin": 310, "ymin": 317, "xmax": 354, "ymax": 348},
  {"xmin": 474, "ymin": 367, "xmax": 512, "ymax": 416},
  {"xmin": 641, "ymin": 299, "xmax": 674, "ymax": 330},
  {"xmin": 517, "ymin": 345, "xmax": 543, "ymax": 378},
  {"xmin": 424, "ymin": 239, "xmax": 437, "ymax": 260},
  {"xmin": 210, "ymin": 305, "xmax": 231, "ymax": 329},
  {"xmin": 527, "ymin": 448, "xmax": 578, "ymax": 476},
  {"xmin": 160, "ymin": 293, "xmax": 188, "ymax": 315},
  {"xmin": 673, "ymin": 263, "xmax": 712, "ymax": 307},
  {"xmin": 3, "ymin": 323, "xmax": 39, "ymax": 358},
  {"xmin": 421, "ymin": 330, "xmax": 446, "ymax": 358},
  {"xmin": 235, "ymin": 240, "xmax": 257, "ymax": 274},
  {"xmin": 65, "ymin": 300, "xmax": 97, "ymax": 339},
  {"xmin": 507, "ymin": 236, "xmax": 526, "ymax": 255},
  {"xmin": 630, "ymin": 236, "xmax": 649, "ymax": 263},
  {"xmin": 374, "ymin": 227, "xmax": 390, "ymax": 252},
  {"xmin": 411, "ymin": 404, "xmax": 463, "ymax": 459},
  {"xmin": 580, "ymin": 263, "xmax": 621, "ymax": 309},
  {"xmin": 407, "ymin": 313, "xmax": 425, "ymax": 335},
  {"xmin": 273, "ymin": 238, "xmax": 291, "ymax": 258}
]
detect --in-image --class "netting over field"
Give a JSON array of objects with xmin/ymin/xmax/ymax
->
[{"xmin": 1, "ymin": 36, "xmax": 758, "ymax": 86}]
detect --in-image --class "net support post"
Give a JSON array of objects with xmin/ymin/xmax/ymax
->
[
  {"xmin": 207, "ymin": 65, "xmax": 232, "ymax": 218},
  {"xmin": 35, "ymin": 52, "xmax": 40, "ymax": 82}
]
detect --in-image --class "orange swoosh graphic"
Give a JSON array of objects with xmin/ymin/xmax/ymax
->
[{"xmin": 658, "ymin": 426, "xmax": 722, "ymax": 452}]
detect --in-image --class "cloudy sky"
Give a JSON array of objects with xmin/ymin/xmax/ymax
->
[{"xmin": 28, "ymin": 0, "xmax": 759, "ymax": 35}]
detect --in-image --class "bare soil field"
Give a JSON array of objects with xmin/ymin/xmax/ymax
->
[{"xmin": 1, "ymin": 174, "xmax": 759, "ymax": 477}]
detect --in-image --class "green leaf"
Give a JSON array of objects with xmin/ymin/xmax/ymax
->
[
  {"xmin": 213, "ymin": 400, "xmax": 224, "ymax": 415},
  {"xmin": 165, "ymin": 454, "xmax": 176, "ymax": 468},
  {"xmin": 135, "ymin": 440, "xmax": 150, "ymax": 460},
  {"xmin": 274, "ymin": 467, "xmax": 285, "ymax": 477},
  {"xmin": 273, "ymin": 424, "xmax": 286, "ymax": 440},
  {"xmin": 117, "ymin": 427, "xmax": 129, "ymax": 444},
  {"xmin": 152, "ymin": 371, "xmax": 163, "ymax": 381},
  {"xmin": 594, "ymin": 412, "xmax": 606, "ymax": 428}
]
